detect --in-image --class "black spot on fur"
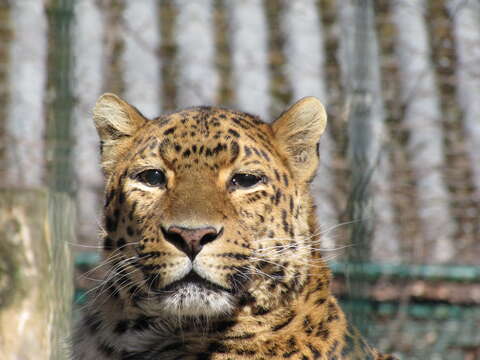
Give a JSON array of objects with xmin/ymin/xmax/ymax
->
[
  {"xmin": 315, "ymin": 297, "xmax": 326, "ymax": 306},
  {"xmin": 104, "ymin": 281, "xmax": 119, "ymax": 299},
  {"xmin": 303, "ymin": 316, "xmax": 313, "ymax": 335},
  {"xmin": 230, "ymin": 142, "xmax": 240, "ymax": 162},
  {"xmin": 307, "ymin": 343, "xmax": 322, "ymax": 359},
  {"xmin": 163, "ymin": 127, "xmax": 176, "ymax": 135},
  {"xmin": 218, "ymin": 252, "xmax": 249, "ymax": 260},
  {"xmin": 231, "ymin": 117, "xmax": 249, "ymax": 129},
  {"xmin": 118, "ymin": 191, "xmax": 125, "ymax": 204},
  {"xmin": 283, "ymin": 349, "xmax": 300, "ymax": 358},
  {"xmin": 103, "ymin": 237, "xmax": 114, "ymax": 251},
  {"xmin": 271, "ymin": 312, "xmax": 295, "ymax": 331},
  {"xmin": 84, "ymin": 313, "xmax": 102, "ymax": 334},
  {"xmin": 260, "ymin": 150, "xmax": 270, "ymax": 161},
  {"xmin": 132, "ymin": 316, "xmax": 153, "ymax": 331},
  {"xmin": 274, "ymin": 169, "xmax": 281, "ymax": 182},
  {"xmin": 282, "ymin": 209, "xmax": 289, "ymax": 233},
  {"xmin": 208, "ymin": 342, "xmax": 229, "ymax": 353},
  {"xmin": 275, "ymin": 189, "xmax": 282, "ymax": 205},
  {"xmin": 213, "ymin": 142, "xmax": 226, "ymax": 155},
  {"xmin": 210, "ymin": 320, "xmax": 236, "ymax": 332},
  {"xmin": 196, "ymin": 353, "xmax": 211, "ymax": 360},
  {"xmin": 98, "ymin": 341, "xmax": 116, "ymax": 356},
  {"xmin": 221, "ymin": 332, "xmax": 256, "ymax": 340},
  {"xmin": 327, "ymin": 340, "xmax": 339, "ymax": 358},
  {"xmin": 228, "ymin": 128, "xmax": 240, "ymax": 138},
  {"xmin": 117, "ymin": 237, "xmax": 126, "ymax": 249},
  {"xmin": 128, "ymin": 201, "xmax": 137, "ymax": 221},
  {"xmin": 316, "ymin": 321, "xmax": 330, "ymax": 340},
  {"xmin": 126, "ymin": 226, "xmax": 134, "ymax": 237},
  {"xmin": 105, "ymin": 189, "xmax": 115, "ymax": 207},
  {"xmin": 114, "ymin": 320, "xmax": 130, "ymax": 334},
  {"xmin": 105, "ymin": 216, "xmax": 117, "ymax": 232},
  {"xmin": 160, "ymin": 342, "xmax": 185, "ymax": 352},
  {"xmin": 252, "ymin": 305, "xmax": 271, "ymax": 316}
]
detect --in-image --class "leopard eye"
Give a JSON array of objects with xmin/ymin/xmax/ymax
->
[
  {"xmin": 230, "ymin": 173, "xmax": 263, "ymax": 189},
  {"xmin": 137, "ymin": 169, "xmax": 166, "ymax": 187}
]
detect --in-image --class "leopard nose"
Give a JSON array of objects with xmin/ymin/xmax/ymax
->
[{"xmin": 162, "ymin": 226, "xmax": 222, "ymax": 259}]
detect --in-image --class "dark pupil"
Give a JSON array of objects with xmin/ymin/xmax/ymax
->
[
  {"xmin": 232, "ymin": 173, "xmax": 261, "ymax": 188},
  {"xmin": 138, "ymin": 169, "xmax": 165, "ymax": 186}
]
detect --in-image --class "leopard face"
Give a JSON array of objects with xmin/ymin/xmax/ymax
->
[{"xmin": 94, "ymin": 94, "xmax": 327, "ymax": 319}]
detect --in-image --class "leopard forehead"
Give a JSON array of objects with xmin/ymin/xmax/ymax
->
[{"xmin": 125, "ymin": 106, "xmax": 277, "ymax": 168}]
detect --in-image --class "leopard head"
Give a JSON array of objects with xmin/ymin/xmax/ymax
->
[{"xmin": 93, "ymin": 94, "xmax": 327, "ymax": 319}]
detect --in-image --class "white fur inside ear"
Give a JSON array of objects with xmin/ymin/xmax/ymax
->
[
  {"xmin": 275, "ymin": 96, "xmax": 327, "ymax": 147},
  {"xmin": 272, "ymin": 97, "xmax": 327, "ymax": 179},
  {"xmin": 93, "ymin": 93, "xmax": 140, "ymax": 139}
]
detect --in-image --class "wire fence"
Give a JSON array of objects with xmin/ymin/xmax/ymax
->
[{"xmin": 0, "ymin": 0, "xmax": 479, "ymax": 358}]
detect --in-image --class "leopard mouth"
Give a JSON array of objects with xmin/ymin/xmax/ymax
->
[{"xmin": 158, "ymin": 271, "xmax": 232, "ymax": 294}]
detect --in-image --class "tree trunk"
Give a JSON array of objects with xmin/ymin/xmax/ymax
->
[
  {"xmin": 448, "ymin": 0, "xmax": 480, "ymax": 202},
  {"xmin": 122, "ymin": 0, "xmax": 162, "ymax": 117},
  {"xmin": 4, "ymin": 0, "xmax": 47, "ymax": 187},
  {"xmin": 339, "ymin": 0, "xmax": 400, "ymax": 263},
  {"xmin": 72, "ymin": 0, "xmax": 105, "ymax": 249},
  {"xmin": 391, "ymin": 0, "xmax": 454, "ymax": 263},
  {"xmin": 226, "ymin": 0, "xmax": 270, "ymax": 119},
  {"xmin": 0, "ymin": 189, "xmax": 74, "ymax": 360},
  {"xmin": 174, "ymin": 0, "xmax": 218, "ymax": 107}
]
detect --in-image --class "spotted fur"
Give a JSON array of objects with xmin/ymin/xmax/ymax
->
[{"xmin": 73, "ymin": 94, "xmax": 396, "ymax": 360}]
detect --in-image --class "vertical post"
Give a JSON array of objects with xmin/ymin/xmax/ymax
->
[
  {"xmin": 174, "ymin": 0, "xmax": 218, "ymax": 107},
  {"xmin": 122, "ymin": 0, "xmax": 162, "ymax": 117},
  {"xmin": 72, "ymin": 0, "xmax": 105, "ymax": 247},
  {"xmin": 226, "ymin": 0, "xmax": 270, "ymax": 119},
  {"xmin": 0, "ymin": 190, "xmax": 74, "ymax": 360},
  {"xmin": 391, "ymin": 0, "xmax": 454, "ymax": 263},
  {"xmin": 342, "ymin": 0, "xmax": 377, "ymax": 335},
  {"xmin": 344, "ymin": 0, "xmax": 374, "ymax": 263},
  {"xmin": 449, "ymin": 0, "xmax": 480, "ymax": 209},
  {"xmin": 342, "ymin": 0, "xmax": 399, "ymax": 265},
  {"xmin": 3, "ymin": 0, "xmax": 47, "ymax": 187},
  {"xmin": 47, "ymin": 0, "xmax": 74, "ymax": 193}
]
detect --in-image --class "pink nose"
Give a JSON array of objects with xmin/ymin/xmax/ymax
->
[{"xmin": 162, "ymin": 226, "xmax": 221, "ymax": 259}]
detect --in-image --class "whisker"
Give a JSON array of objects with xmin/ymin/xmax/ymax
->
[
  {"xmin": 80, "ymin": 253, "xmax": 125, "ymax": 278},
  {"xmin": 80, "ymin": 256, "xmax": 139, "ymax": 308},
  {"xmin": 79, "ymin": 242, "xmax": 141, "ymax": 278}
]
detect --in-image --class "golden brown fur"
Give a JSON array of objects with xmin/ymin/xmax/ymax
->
[{"xmin": 73, "ymin": 94, "xmax": 396, "ymax": 360}]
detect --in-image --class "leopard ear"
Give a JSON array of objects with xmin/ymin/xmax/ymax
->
[
  {"xmin": 93, "ymin": 93, "xmax": 147, "ymax": 172},
  {"xmin": 272, "ymin": 97, "xmax": 327, "ymax": 182}
]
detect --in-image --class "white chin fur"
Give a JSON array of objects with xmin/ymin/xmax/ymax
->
[{"xmin": 160, "ymin": 283, "xmax": 235, "ymax": 318}]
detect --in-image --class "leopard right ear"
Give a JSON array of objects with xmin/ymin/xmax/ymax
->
[
  {"xmin": 272, "ymin": 97, "xmax": 327, "ymax": 183},
  {"xmin": 93, "ymin": 93, "xmax": 147, "ymax": 172}
]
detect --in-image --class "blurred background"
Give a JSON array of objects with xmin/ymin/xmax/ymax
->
[{"xmin": 0, "ymin": 0, "xmax": 479, "ymax": 359}]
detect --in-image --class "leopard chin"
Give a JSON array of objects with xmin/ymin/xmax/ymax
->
[
  {"xmin": 159, "ymin": 283, "xmax": 236, "ymax": 318},
  {"xmin": 151, "ymin": 272, "xmax": 237, "ymax": 318}
]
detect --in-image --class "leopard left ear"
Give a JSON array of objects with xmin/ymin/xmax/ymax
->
[
  {"xmin": 272, "ymin": 97, "xmax": 327, "ymax": 182},
  {"xmin": 93, "ymin": 93, "xmax": 147, "ymax": 174}
]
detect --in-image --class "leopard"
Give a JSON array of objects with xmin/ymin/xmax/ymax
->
[{"xmin": 73, "ymin": 93, "xmax": 397, "ymax": 360}]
